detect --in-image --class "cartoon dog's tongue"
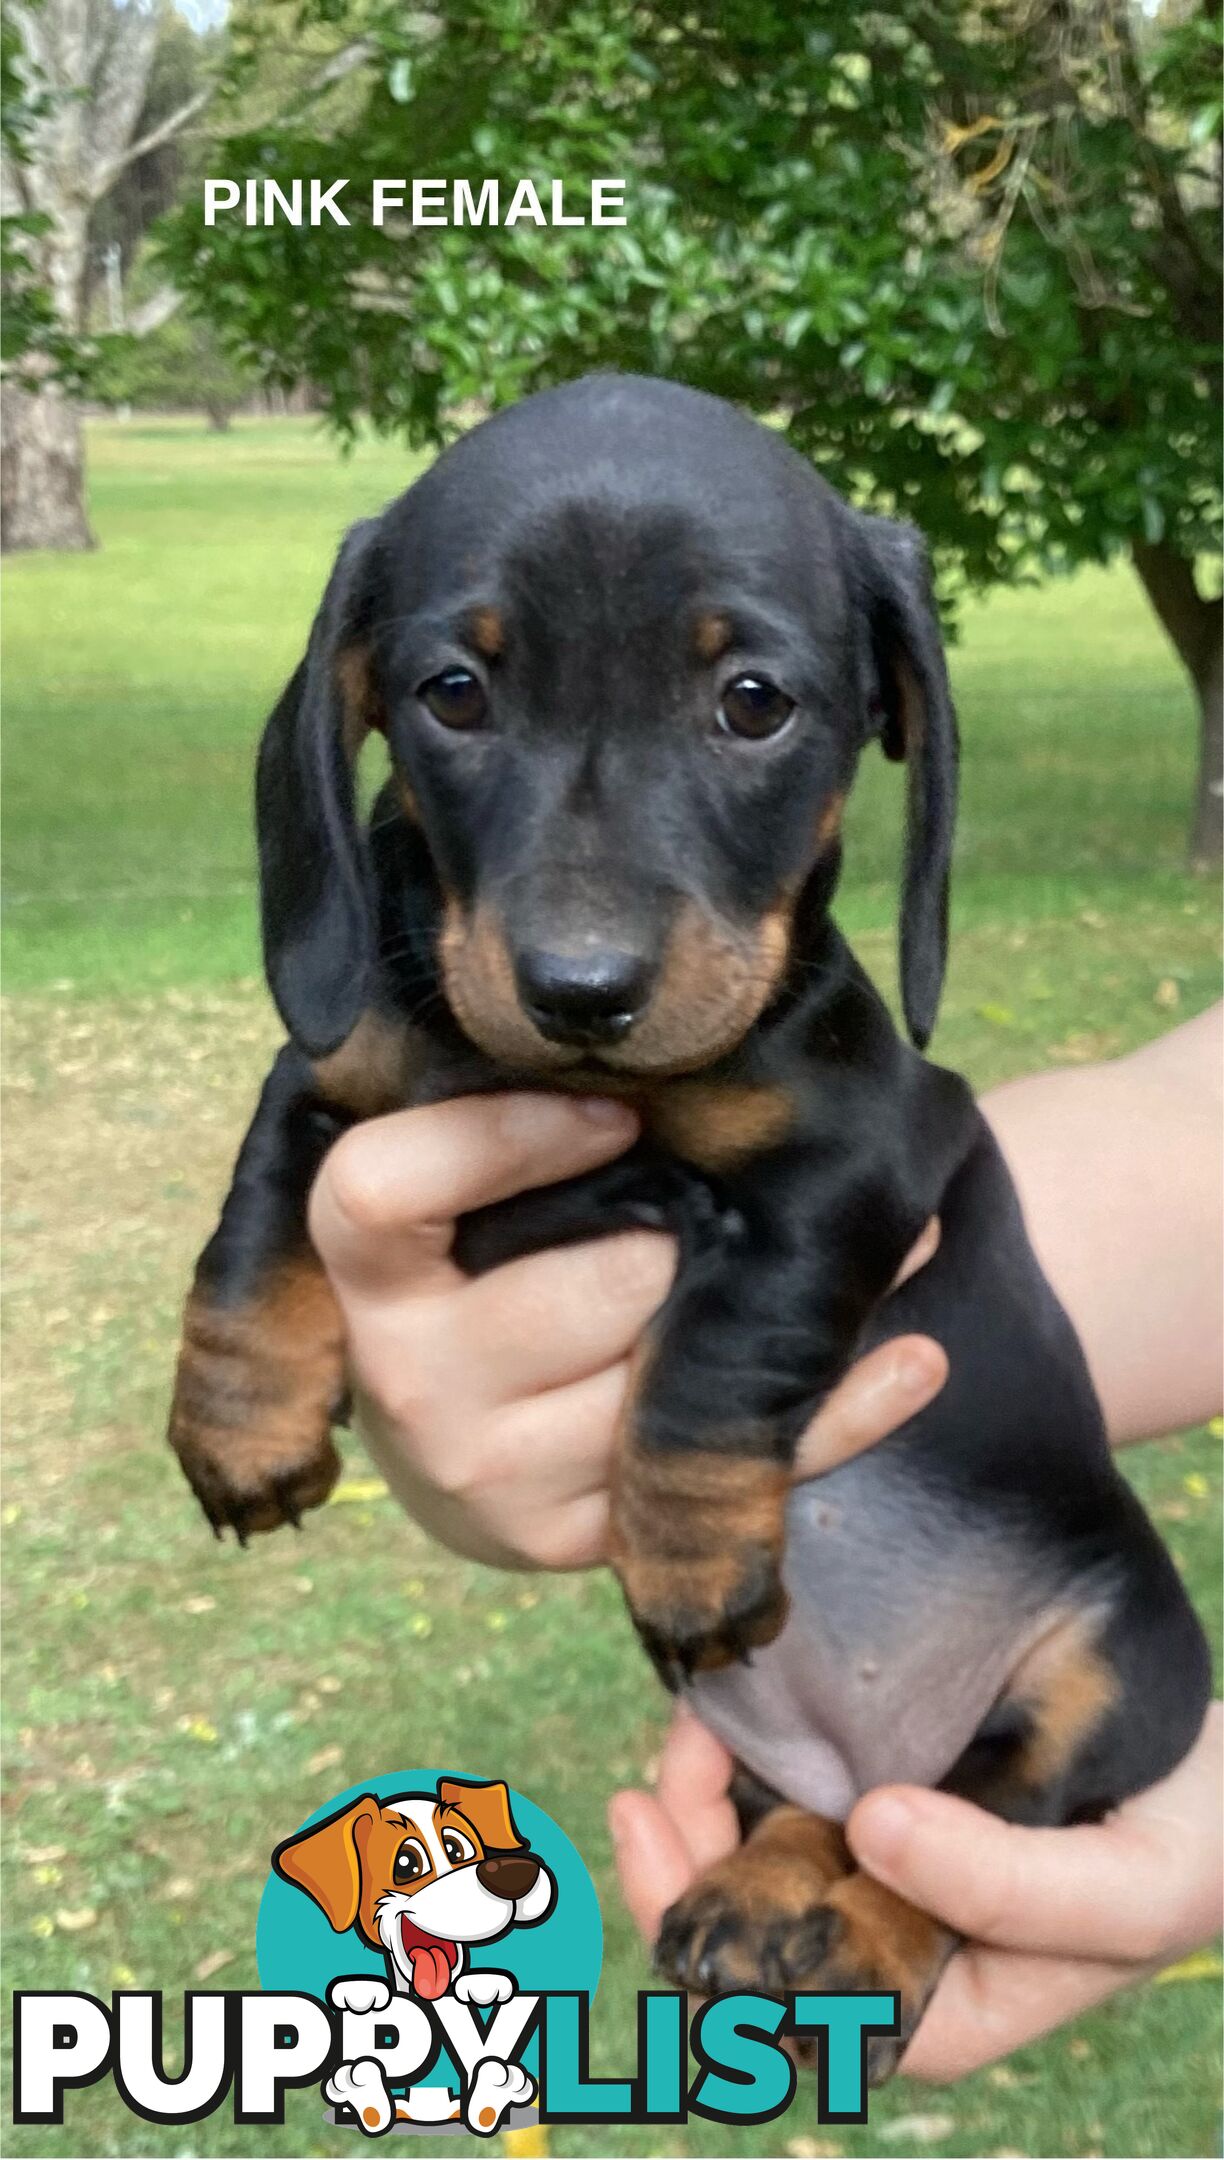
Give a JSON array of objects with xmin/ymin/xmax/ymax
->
[{"xmin": 400, "ymin": 1915, "xmax": 459, "ymax": 2000}]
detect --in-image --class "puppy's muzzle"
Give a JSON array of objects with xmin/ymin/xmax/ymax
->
[
  {"xmin": 514, "ymin": 945, "xmax": 651, "ymax": 1049},
  {"xmin": 475, "ymin": 1853, "xmax": 543, "ymax": 1900}
]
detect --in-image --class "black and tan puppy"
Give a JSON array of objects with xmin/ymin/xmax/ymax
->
[{"xmin": 169, "ymin": 375, "xmax": 1210, "ymax": 2075}]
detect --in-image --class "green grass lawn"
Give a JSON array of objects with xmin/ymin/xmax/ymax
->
[{"xmin": 2, "ymin": 418, "xmax": 1220, "ymax": 2160}]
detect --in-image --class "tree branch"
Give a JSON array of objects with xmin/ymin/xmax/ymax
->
[
  {"xmin": 294, "ymin": 36, "xmax": 376, "ymax": 103},
  {"xmin": 86, "ymin": 2, "xmax": 161, "ymax": 201},
  {"xmin": 127, "ymin": 283, "xmax": 183, "ymax": 336},
  {"xmin": 109, "ymin": 86, "xmax": 214, "ymax": 178}
]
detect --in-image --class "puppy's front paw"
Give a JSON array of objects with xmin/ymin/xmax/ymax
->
[
  {"xmin": 454, "ymin": 1970, "xmax": 515, "ymax": 2008},
  {"xmin": 610, "ymin": 1447, "xmax": 789, "ymax": 1684},
  {"xmin": 328, "ymin": 1975, "xmax": 392, "ymax": 2016},
  {"xmin": 655, "ymin": 1825, "xmax": 952, "ymax": 2088},
  {"xmin": 168, "ymin": 1261, "xmax": 345, "ymax": 1541}
]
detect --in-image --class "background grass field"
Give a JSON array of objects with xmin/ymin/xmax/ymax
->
[{"xmin": 2, "ymin": 419, "xmax": 1220, "ymax": 2160}]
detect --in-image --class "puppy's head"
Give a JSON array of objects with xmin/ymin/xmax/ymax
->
[
  {"xmin": 273, "ymin": 1779, "xmax": 555, "ymax": 1998},
  {"xmin": 258, "ymin": 375, "xmax": 957, "ymax": 1072}
]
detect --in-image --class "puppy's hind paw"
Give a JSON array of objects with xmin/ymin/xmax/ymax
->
[
  {"xmin": 325, "ymin": 2057, "xmax": 393, "ymax": 2134},
  {"xmin": 464, "ymin": 2056, "xmax": 535, "ymax": 2136}
]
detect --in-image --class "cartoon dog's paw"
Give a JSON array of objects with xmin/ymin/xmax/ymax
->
[
  {"xmin": 610, "ymin": 1450, "xmax": 790, "ymax": 1685},
  {"xmin": 464, "ymin": 2056, "xmax": 535, "ymax": 2136},
  {"xmin": 326, "ymin": 2057, "xmax": 393, "ymax": 2134},
  {"xmin": 168, "ymin": 1266, "xmax": 345, "ymax": 1541},
  {"xmin": 454, "ymin": 1970, "xmax": 515, "ymax": 2008},
  {"xmin": 328, "ymin": 1975, "xmax": 392, "ymax": 2016}
]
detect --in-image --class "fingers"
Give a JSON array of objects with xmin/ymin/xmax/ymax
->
[
  {"xmin": 609, "ymin": 1706, "xmax": 740, "ymax": 1942},
  {"xmin": 899, "ymin": 1944, "xmax": 1140, "ymax": 2083},
  {"xmin": 847, "ymin": 1705, "xmax": 1222, "ymax": 1963},
  {"xmin": 792, "ymin": 1335, "xmax": 947, "ymax": 1481},
  {"xmin": 788, "ymin": 1216, "xmax": 944, "ymax": 1480},
  {"xmin": 655, "ymin": 1704, "xmax": 741, "ymax": 1873},
  {"xmin": 355, "ymin": 1362, "xmax": 628, "ymax": 1571},
  {"xmin": 310, "ymin": 1093, "xmax": 638, "ymax": 1294},
  {"xmin": 847, "ymin": 1786, "xmax": 1149, "ymax": 1957},
  {"xmin": 450, "ymin": 1228, "xmax": 675, "ymax": 1403},
  {"xmin": 608, "ymin": 1789, "xmax": 696, "ymax": 1943}
]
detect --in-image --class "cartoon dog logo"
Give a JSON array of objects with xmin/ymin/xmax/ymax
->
[{"xmin": 273, "ymin": 1777, "xmax": 555, "ymax": 2135}]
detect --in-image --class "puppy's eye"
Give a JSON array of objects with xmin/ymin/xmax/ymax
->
[
  {"xmin": 393, "ymin": 1838, "xmax": 430, "ymax": 1883},
  {"xmin": 442, "ymin": 1829, "xmax": 475, "ymax": 1866},
  {"xmin": 419, "ymin": 667, "xmax": 487, "ymax": 731},
  {"xmin": 718, "ymin": 675, "xmax": 795, "ymax": 741}
]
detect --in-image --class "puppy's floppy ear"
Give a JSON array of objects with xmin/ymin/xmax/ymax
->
[
  {"xmin": 256, "ymin": 518, "xmax": 386, "ymax": 1058},
  {"xmin": 272, "ymin": 1793, "xmax": 379, "ymax": 1932},
  {"xmin": 437, "ymin": 1777, "xmax": 526, "ymax": 1854},
  {"xmin": 856, "ymin": 514, "xmax": 959, "ymax": 1050}
]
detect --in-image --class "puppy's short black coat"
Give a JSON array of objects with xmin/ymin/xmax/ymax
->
[{"xmin": 169, "ymin": 374, "xmax": 1210, "ymax": 2075}]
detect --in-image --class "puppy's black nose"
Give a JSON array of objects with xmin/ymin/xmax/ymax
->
[{"xmin": 515, "ymin": 946, "xmax": 650, "ymax": 1047}]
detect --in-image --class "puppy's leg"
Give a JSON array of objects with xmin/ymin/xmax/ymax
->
[
  {"xmin": 656, "ymin": 1801, "xmax": 950, "ymax": 2088},
  {"xmin": 169, "ymin": 1045, "xmax": 351, "ymax": 1540},
  {"xmin": 607, "ymin": 1143, "xmax": 939, "ymax": 1680},
  {"xmin": 941, "ymin": 1547, "xmax": 1212, "ymax": 1829}
]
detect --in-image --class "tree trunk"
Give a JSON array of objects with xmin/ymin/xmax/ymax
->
[
  {"xmin": 1132, "ymin": 541, "xmax": 1223, "ymax": 870},
  {"xmin": 1, "ymin": 379, "xmax": 95, "ymax": 552}
]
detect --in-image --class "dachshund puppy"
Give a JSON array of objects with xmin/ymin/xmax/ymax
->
[{"xmin": 169, "ymin": 375, "xmax": 1210, "ymax": 2076}]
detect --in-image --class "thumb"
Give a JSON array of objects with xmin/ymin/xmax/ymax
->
[
  {"xmin": 792, "ymin": 1335, "xmax": 947, "ymax": 1481},
  {"xmin": 608, "ymin": 1790, "xmax": 696, "ymax": 1944},
  {"xmin": 846, "ymin": 1785, "xmax": 1185, "ymax": 1964}
]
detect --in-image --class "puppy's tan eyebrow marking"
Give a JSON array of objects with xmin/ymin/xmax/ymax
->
[
  {"xmin": 693, "ymin": 611, "xmax": 733, "ymax": 663},
  {"xmin": 469, "ymin": 605, "xmax": 505, "ymax": 659}
]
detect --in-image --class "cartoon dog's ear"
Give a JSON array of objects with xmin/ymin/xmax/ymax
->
[
  {"xmin": 436, "ymin": 1778, "xmax": 526, "ymax": 1853},
  {"xmin": 256, "ymin": 518, "xmax": 387, "ymax": 1058},
  {"xmin": 272, "ymin": 1794, "xmax": 379, "ymax": 1931},
  {"xmin": 856, "ymin": 514, "xmax": 959, "ymax": 1051}
]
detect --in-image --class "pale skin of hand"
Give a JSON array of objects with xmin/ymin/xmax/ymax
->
[{"xmin": 308, "ymin": 1004, "xmax": 1223, "ymax": 2080}]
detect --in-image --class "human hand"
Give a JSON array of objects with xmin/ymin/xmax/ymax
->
[
  {"xmin": 609, "ymin": 1701, "xmax": 1222, "ymax": 2080},
  {"xmin": 309, "ymin": 1094, "xmax": 945, "ymax": 1570}
]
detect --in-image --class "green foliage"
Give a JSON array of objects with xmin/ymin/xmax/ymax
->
[
  {"xmin": 92, "ymin": 313, "xmax": 254, "ymax": 425},
  {"xmin": 159, "ymin": 0, "xmax": 1222, "ymax": 593}
]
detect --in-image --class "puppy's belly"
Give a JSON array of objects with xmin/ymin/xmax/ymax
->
[{"xmin": 687, "ymin": 1449, "xmax": 1059, "ymax": 1819}]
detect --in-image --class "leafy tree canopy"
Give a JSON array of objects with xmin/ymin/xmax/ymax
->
[{"xmin": 162, "ymin": 0, "xmax": 1221, "ymax": 600}]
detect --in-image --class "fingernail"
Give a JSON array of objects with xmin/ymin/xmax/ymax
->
[
  {"xmin": 894, "ymin": 1340, "xmax": 946, "ymax": 1400},
  {"xmin": 575, "ymin": 1095, "xmax": 638, "ymax": 1131}
]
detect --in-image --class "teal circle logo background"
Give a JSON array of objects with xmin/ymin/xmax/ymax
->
[{"xmin": 256, "ymin": 1770, "xmax": 602, "ymax": 2088}]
